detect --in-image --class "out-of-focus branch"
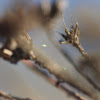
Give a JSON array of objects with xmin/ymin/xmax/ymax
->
[
  {"xmin": 23, "ymin": 60, "xmax": 87, "ymax": 100},
  {"xmin": 0, "ymin": 32, "xmax": 99, "ymax": 100},
  {"xmin": 31, "ymin": 43, "xmax": 100, "ymax": 100},
  {"xmin": 0, "ymin": 1, "xmax": 100, "ymax": 100},
  {"xmin": 0, "ymin": 91, "xmax": 32, "ymax": 100},
  {"xmin": 0, "ymin": 0, "xmax": 66, "ymax": 63}
]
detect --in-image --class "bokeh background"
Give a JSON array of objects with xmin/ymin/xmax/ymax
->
[{"xmin": 0, "ymin": 0, "xmax": 100, "ymax": 100}]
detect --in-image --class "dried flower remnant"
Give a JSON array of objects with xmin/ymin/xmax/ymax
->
[{"xmin": 59, "ymin": 14, "xmax": 89, "ymax": 59}]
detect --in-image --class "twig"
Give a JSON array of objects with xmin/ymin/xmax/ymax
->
[
  {"xmin": 59, "ymin": 85, "xmax": 87, "ymax": 100},
  {"xmin": 0, "ymin": 91, "xmax": 32, "ymax": 100},
  {"xmin": 58, "ymin": 14, "xmax": 100, "ymax": 92},
  {"xmin": 61, "ymin": 13, "xmax": 70, "ymax": 35},
  {"xmin": 59, "ymin": 14, "xmax": 89, "ymax": 59}
]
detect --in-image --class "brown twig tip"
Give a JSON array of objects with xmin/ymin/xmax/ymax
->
[
  {"xmin": 59, "ymin": 14, "xmax": 89, "ymax": 59},
  {"xmin": 61, "ymin": 13, "xmax": 70, "ymax": 35}
]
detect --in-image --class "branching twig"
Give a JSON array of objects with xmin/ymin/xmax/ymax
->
[
  {"xmin": 57, "ymin": 14, "xmax": 100, "ymax": 91},
  {"xmin": 59, "ymin": 14, "xmax": 89, "ymax": 59}
]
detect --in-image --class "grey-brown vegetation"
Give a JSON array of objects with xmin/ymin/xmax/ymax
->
[{"xmin": 0, "ymin": 0, "xmax": 100, "ymax": 100}]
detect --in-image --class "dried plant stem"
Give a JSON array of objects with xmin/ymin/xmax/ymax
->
[
  {"xmin": 0, "ymin": 91, "xmax": 31, "ymax": 100},
  {"xmin": 30, "ymin": 43, "xmax": 100, "ymax": 99},
  {"xmin": 60, "ymin": 14, "xmax": 89, "ymax": 59},
  {"xmin": 46, "ymin": 31, "xmax": 100, "ymax": 94},
  {"xmin": 74, "ymin": 42, "xmax": 89, "ymax": 59},
  {"xmin": 23, "ymin": 61, "xmax": 87, "ymax": 100},
  {"xmin": 61, "ymin": 13, "xmax": 70, "ymax": 35}
]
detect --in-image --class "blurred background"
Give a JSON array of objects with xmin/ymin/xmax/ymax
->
[{"xmin": 0, "ymin": 0, "xmax": 100, "ymax": 100}]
